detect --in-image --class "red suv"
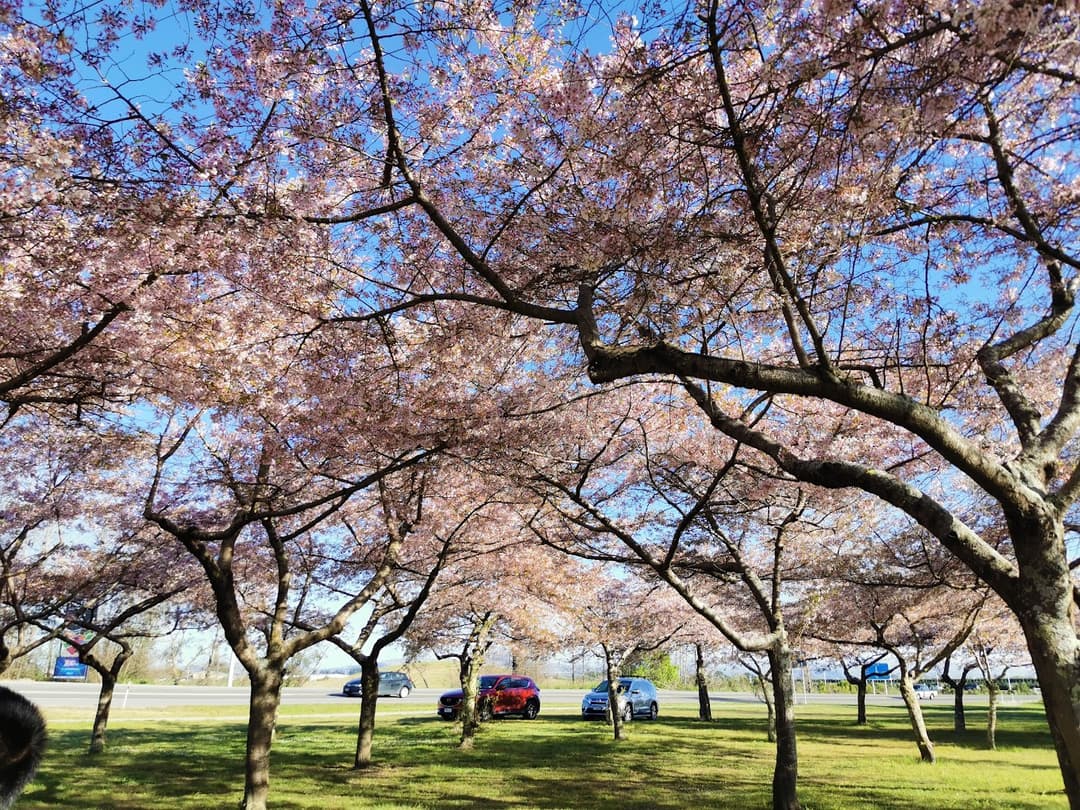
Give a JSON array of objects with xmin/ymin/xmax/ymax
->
[{"xmin": 437, "ymin": 674, "xmax": 541, "ymax": 720}]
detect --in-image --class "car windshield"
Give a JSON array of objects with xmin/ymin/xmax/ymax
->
[
  {"xmin": 478, "ymin": 675, "xmax": 501, "ymax": 689},
  {"xmin": 592, "ymin": 679, "xmax": 632, "ymax": 693}
]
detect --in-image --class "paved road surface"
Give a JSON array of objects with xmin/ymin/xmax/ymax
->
[{"xmin": 4, "ymin": 680, "xmax": 1032, "ymax": 713}]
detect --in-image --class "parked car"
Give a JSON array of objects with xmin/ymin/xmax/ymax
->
[
  {"xmin": 913, "ymin": 682, "xmax": 937, "ymax": 700},
  {"xmin": 941, "ymin": 681, "xmax": 979, "ymax": 693},
  {"xmin": 437, "ymin": 674, "xmax": 541, "ymax": 720},
  {"xmin": 342, "ymin": 671, "xmax": 414, "ymax": 698},
  {"xmin": 581, "ymin": 677, "xmax": 659, "ymax": 721}
]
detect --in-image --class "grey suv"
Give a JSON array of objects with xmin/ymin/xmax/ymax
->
[
  {"xmin": 581, "ymin": 677, "xmax": 659, "ymax": 721},
  {"xmin": 342, "ymin": 671, "xmax": 414, "ymax": 698}
]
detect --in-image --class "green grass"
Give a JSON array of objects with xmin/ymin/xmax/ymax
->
[{"xmin": 20, "ymin": 700, "xmax": 1066, "ymax": 809}]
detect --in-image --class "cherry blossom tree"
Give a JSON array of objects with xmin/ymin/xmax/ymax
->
[
  {"xmin": 142, "ymin": 411, "xmax": 445, "ymax": 810},
  {"xmin": 333, "ymin": 576, "xmax": 444, "ymax": 769},
  {"xmin": 966, "ymin": 602, "xmax": 1032, "ymax": 750},
  {"xmin": 940, "ymin": 653, "xmax": 979, "ymax": 733},
  {"xmin": 0, "ymin": 419, "xmax": 121, "ymax": 675},
  {"xmin": 0, "ymin": 435, "xmax": 208, "ymax": 756},
  {"xmin": 43, "ymin": 556, "xmax": 203, "ymax": 756},
  {"xmin": 319, "ymin": 469, "xmax": 489, "ymax": 769},
  {"xmin": 412, "ymin": 599, "xmax": 500, "ymax": 750},
  {"xmin": 871, "ymin": 590, "xmax": 982, "ymax": 763},
  {"xmin": 806, "ymin": 572, "xmax": 986, "ymax": 763},
  {"xmin": 56, "ymin": 514, "xmax": 210, "ymax": 753},
  {"xmin": 522, "ymin": 389, "xmax": 832, "ymax": 809},
  {"xmin": 404, "ymin": 524, "xmax": 570, "ymax": 750},
  {"xmin": 565, "ymin": 577, "xmax": 687, "ymax": 741},
  {"xmin": 681, "ymin": 636, "xmax": 726, "ymax": 723},
  {"xmin": 797, "ymin": 509, "xmax": 993, "ymax": 759},
  {"xmin": 735, "ymin": 652, "xmax": 779, "ymax": 742},
  {"xmin": 8, "ymin": 427, "xmax": 214, "ymax": 753},
  {"xmin": 0, "ymin": 519, "xmax": 66, "ymax": 676},
  {"xmin": 837, "ymin": 652, "xmax": 892, "ymax": 727}
]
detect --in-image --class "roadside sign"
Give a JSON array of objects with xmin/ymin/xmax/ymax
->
[
  {"xmin": 866, "ymin": 662, "xmax": 890, "ymax": 681},
  {"xmin": 52, "ymin": 636, "xmax": 88, "ymax": 680}
]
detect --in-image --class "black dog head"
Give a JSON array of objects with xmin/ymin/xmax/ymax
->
[{"xmin": 0, "ymin": 686, "xmax": 46, "ymax": 810}]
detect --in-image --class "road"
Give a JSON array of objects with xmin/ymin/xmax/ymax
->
[{"xmin": 5, "ymin": 680, "xmax": 1027, "ymax": 713}]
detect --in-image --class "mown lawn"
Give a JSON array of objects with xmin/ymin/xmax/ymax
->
[{"xmin": 20, "ymin": 698, "xmax": 1066, "ymax": 809}]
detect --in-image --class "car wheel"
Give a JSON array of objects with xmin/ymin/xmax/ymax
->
[
  {"xmin": 522, "ymin": 700, "xmax": 539, "ymax": 720},
  {"xmin": 622, "ymin": 703, "xmax": 633, "ymax": 722},
  {"xmin": 648, "ymin": 702, "xmax": 658, "ymax": 720},
  {"xmin": 398, "ymin": 686, "xmax": 410, "ymax": 699}
]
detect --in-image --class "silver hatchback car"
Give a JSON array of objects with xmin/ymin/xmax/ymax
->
[{"xmin": 581, "ymin": 677, "xmax": 659, "ymax": 721}]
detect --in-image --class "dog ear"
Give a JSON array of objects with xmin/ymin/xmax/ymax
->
[{"xmin": 0, "ymin": 686, "xmax": 46, "ymax": 810}]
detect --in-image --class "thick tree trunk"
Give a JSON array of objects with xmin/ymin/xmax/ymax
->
[
  {"xmin": 605, "ymin": 653, "xmax": 626, "ymax": 741},
  {"xmin": 458, "ymin": 657, "xmax": 480, "ymax": 750},
  {"xmin": 941, "ymin": 660, "xmax": 972, "ymax": 733},
  {"xmin": 855, "ymin": 679, "xmax": 867, "ymax": 726},
  {"xmin": 354, "ymin": 658, "xmax": 379, "ymax": 768},
  {"xmin": 897, "ymin": 677, "xmax": 935, "ymax": 763},
  {"xmin": 241, "ymin": 665, "xmax": 284, "ymax": 810},
  {"xmin": 696, "ymin": 644, "xmax": 712, "ymax": 722},
  {"xmin": 1009, "ymin": 517, "xmax": 1080, "ymax": 810},
  {"xmin": 89, "ymin": 671, "xmax": 117, "ymax": 754},
  {"xmin": 1018, "ymin": 611, "xmax": 1080, "ymax": 807},
  {"xmin": 86, "ymin": 647, "xmax": 130, "ymax": 755},
  {"xmin": 768, "ymin": 648, "xmax": 801, "ymax": 810},
  {"xmin": 952, "ymin": 684, "xmax": 967, "ymax": 733}
]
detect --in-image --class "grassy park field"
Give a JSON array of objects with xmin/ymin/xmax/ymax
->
[{"xmin": 17, "ymin": 695, "xmax": 1066, "ymax": 809}]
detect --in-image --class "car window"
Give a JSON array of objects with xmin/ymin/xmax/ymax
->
[{"xmin": 479, "ymin": 675, "xmax": 500, "ymax": 689}]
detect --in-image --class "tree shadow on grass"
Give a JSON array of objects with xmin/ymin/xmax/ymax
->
[
  {"xmin": 18, "ymin": 703, "xmax": 1060, "ymax": 810},
  {"xmin": 275, "ymin": 716, "xmax": 775, "ymax": 810},
  {"xmin": 317, "ymin": 714, "xmax": 1061, "ymax": 810},
  {"xmin": 725, "ymin": 702, "xmax": 1058, "ymax": 753},
  {"xmin": 21, "ymin": 724, "xmax": 248, "ymax": 810}
]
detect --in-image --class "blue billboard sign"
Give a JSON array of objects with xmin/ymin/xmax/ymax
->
[
  {"xmin": 52, "ymin": 635, "xmax": 88, "ymax": 680},
  {"xmin": 52, "ymin": 655, "xmax": 88, "ymax": 679},
  {"xmin": 866, "ymin": 662, "xmax": 890, "ymax": 681}
]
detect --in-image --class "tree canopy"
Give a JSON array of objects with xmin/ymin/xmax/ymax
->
[{"xmin": 2, "ymin": 2, "xmax": 1079, "ymax": 809}]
